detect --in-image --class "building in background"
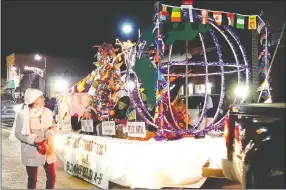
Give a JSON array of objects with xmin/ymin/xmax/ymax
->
[{"xmin": 5, "ymin": 53, "xmax": 92, "ymax": 99}]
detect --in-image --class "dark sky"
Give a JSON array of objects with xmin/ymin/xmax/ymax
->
[{"xmin": 2, "ymin": 0, "xmax": 285, "ymax": 78}]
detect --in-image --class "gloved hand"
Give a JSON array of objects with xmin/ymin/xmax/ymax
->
[{"xmin": 35, "ymin": 140, "xmax": 48, "ymax": 155}]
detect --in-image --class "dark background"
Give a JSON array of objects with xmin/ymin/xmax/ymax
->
[{"xmin": 2, "ymin": 0, "xmax": 285, "ymax": 78}]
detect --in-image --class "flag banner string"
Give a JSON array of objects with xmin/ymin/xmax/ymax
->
[{"xmin": 161, "ymin": 3, "xmax": 266, "ymax": 25}]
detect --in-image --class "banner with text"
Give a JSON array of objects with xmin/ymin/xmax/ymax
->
[
  {"xmin": 127, "ymin": 122, "xmax": 146, "ymax": 138},
  {"xmin": 63, "ymin": 134, "xmax": 109, "ymax": 189}
]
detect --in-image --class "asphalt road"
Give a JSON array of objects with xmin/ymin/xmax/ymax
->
[
  {"xmin": 1, "ymin": 124, "xmax": 96, "ymax": 189},
  {"xmin": 1, "ymin": 121, "xmax": 241, "ymax": 189}
]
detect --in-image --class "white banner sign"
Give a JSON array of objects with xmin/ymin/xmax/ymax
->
[
  {"xmin": 127, "ymin": 122, "xmax": 146, "ymax": 138},
  {"xmin": 102, "ymin": 121, "xmax": 116, "ymax": 136},
  {"xmin": 63, "ymin": 135, "xmax": 109, "ymax": 189},
  {"xmin": 81, "ymin": 120, "xmax": 94, "ymax": 132}
]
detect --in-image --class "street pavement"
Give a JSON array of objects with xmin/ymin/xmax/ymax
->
[
  {"xmin": 1, "ymin": 122, "xmax": 241, "ymax": 189},
  {"xmin": 1, "ymin": 126, "xmax": 96, "ymax": 189}
]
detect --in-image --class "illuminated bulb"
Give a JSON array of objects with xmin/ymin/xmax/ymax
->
[
  {"xmin": 125, "ymin": 80, "xmax": 135, "ymax": 91},
  {"xmin": 122, "ymin": 24, "xmax": 132, "ymax": 34},
  {"xmin": 234, "ymin": 86, "xmax": 248, "ymax": 98},
  {"xmin": 34, "ymin": 54, "xmax": 42, "ymax": 60},
  {"xmin": 55, "ymin": 80, "xmax": 68, "ymax": 92}
]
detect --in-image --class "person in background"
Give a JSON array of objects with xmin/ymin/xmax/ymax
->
[
  {"xmin": 71, "ymin": 113, "xmax": 81, "ymax": 133},
  {"xmin": 81, "ymin": 107, "xmax": 100, "ymax": 135},
  {"xmin": 11, "ymin": 88, "xmax": 56, "ymax": 189},
  {"xmin": 109, "ymin": 96, "xmax": 130, "ymax": 123}
]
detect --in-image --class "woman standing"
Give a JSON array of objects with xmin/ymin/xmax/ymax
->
[{"xmin": 13, "ymin": 88, "xmax": 56, "ymax": 189}]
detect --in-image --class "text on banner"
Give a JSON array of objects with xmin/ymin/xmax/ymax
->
[{"xmin": 127, "ymin": 122, "xmax": 146, "ymax": 138}]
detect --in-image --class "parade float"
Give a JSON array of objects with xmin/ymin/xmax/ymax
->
[{"xmin": 54, "ymin": 0, "xmax": 271, "ymax": 188}]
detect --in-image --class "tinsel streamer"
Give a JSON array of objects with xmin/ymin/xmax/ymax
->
[
  {"xmin": 162, "ymin": 61, "xmax": 246, "ymax": 68},
  {"xmin": 133, "ymin": 83, "xmax": 154, "ymax": 121},
  {"xmin": 129, "ymin": 85, "xmax": 159, "ymax": 129},
  {"xmin": 129, "ymin": 8, "xmax": 251, "ymax": 139},
  {"xmin": 207, "ymin": 27, "xmax": 225, "ymax": 130},
  {"xmin": 137, "ymin": 40, "xmax": 146, "ymax": 59},
  {"xmin": 188, "ymin": 33, "xmax": 209, "ymax": 133},
  {"xmin": 162, "ymin": 69, "xmax": 245, "ymax": 77},
  {"xmin": 224, "ymin": 25, "xmax": 251, "ymax": 103},
  {"xmin": 184, "ymin": 15, "xmax": 248, "ymax": 135},
  {"xmin": 206, "ymin": 18, "xmax": 241, "ymax": 105},
  {"xmin": 257, "ymin": 28, "xmax": 272, "ymax": 101},
  {"xmin": 166, "ymin": 44, "xmax": 181, "ymax": 130}
]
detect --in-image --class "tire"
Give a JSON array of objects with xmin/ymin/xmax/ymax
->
[
  {"xmin": 245, "ymin": 169, "xmax": 264, "ymax": 189},
  {"xmin": 245, "ymin": 168, "xmax": 285, "ymax": 189}
]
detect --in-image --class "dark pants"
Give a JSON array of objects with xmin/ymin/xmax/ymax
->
[{"xmin": 26, "ymin": 162, "xmax": 56, "ymax": 189}]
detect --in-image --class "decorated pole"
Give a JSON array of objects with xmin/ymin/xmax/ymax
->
[
  {"xmin": 257, "ymin": 26, "xmax": 271, "ymax": 103},
  {"xmin": 257, "ymin": 23, "xmax": 286, "ymax": 102},
  {"xmin": 157, "ymin": 9, "xmax": 164, "ymax": 128},
  {"xmin": 185, "ymin": 40, "xmax": 189, "ymax": 130}
]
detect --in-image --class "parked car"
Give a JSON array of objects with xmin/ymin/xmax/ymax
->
[
  {"xmin": 1, "ymin": 93, "xmax": 17, "ymax": 119},
  {"xmin": 222, "ymin": 103, "xmax": 285, "ymax": 188}
]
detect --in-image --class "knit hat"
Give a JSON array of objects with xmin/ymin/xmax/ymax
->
[
  {"xmin": 118, "ymin": 96, "xmax": 130, "ymax": 106},
  {"xmin": 25, "ymin": 88, "xmax": 43, "ymax": 105},
  {"xmin": 22, "ymin": 88, "xmax": 44, "ymax": 139}
]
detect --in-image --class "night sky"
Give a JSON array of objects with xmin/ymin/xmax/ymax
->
[{"xmin": 2, "ymin": 0, "xmax": 285, "ymax": 78}]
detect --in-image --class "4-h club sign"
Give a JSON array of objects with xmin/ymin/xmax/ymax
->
[
  {"xmin": 127, "ymin": 122, "xmax": 146, "ymax": 138},
  {"xmin": 102, "ymin": 121, "xmax": 116, "ymax": 136}
]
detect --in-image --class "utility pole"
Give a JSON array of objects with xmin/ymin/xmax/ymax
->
[
  {"xmin": 44, "ymin": 56, "xmax": 47, "ymax": 97},
  {"xmin": 19, "ymin": 67, "xmax": 22, "ymax": 102},
  {"xmin": 251, "ymin": 30, "xmax": 259, "ymax": 102}
]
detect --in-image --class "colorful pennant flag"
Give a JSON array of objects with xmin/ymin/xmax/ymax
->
[
  {"xmin": 182, "ymin": 0, "xmax": 193, "ymax": 5},
  {"xmin": 152, "ymin": 19, "xmax": 160, "ymax": 33},
  {"xmin": 77, "ymin": 78, "xmax": 86, "ymax": 92},
  {"xmin": 257, "ymin": 11, "xmax": 265, "ymax": 34},
  {"xmin": 248, "ymin": 15, "xmax": 257, "ymax": 30},
  {"xmin": 100, "ymin": 110, "xmax": 109, "ymax": 120},
  {"xmin": 236, "ymin": 15, "xmax": 245, "ymax": 29},
  {"xmin": 257, "ymin": 18, "xmax": 266, "ymax": 34},
  {"xmin": 157, "ymin": 70, "xmax": 166, "ymax": 82},
  {"xmin": 128, "ymin": 110, "xmax": 136, "ymax": 121},
  {"xmin": 226, "ymin": 13, "xmax": 234, "ymax": 26},
  {"xmin": 171, "ymin": 7, "xmax": 181, "ymax": 22},
  {"xmin": 201, "ymin": 10, "xmax": 208, "ymax": 24},
  {"xmin": 213, "ymin": 11, "xmax": 222, "ymax": 25},
  {"xmin": 160, "ymin": 5, "xmax": 169, "ymax": 20},
  {"xmin": 181, "ymin": 5, "xmax": 195, "ymax": 22},
  {"xmin": 62, "ymin": 112, "xmax": 68, "ymax": 120}
]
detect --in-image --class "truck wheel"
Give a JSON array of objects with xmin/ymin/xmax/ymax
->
[
  {"xmin": 245, "ymin": 169, "xmax": 264, "ymax": 189},
  {"xmin": 245, "ymin": 168, "xmax": 285, "ymax": 189}
]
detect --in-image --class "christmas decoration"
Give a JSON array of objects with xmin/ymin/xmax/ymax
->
[
  {"xmin": 129, "ymin": 1, "xmax": 264, "ymax": 140},
  {"xmin": 87, "ymin": 42, "xmax": 124, "ymax": 120}
]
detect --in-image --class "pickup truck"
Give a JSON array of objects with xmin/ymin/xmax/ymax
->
[{"xmin": 221, "ymin": 103, "xmax": 285, "ymax": 188}]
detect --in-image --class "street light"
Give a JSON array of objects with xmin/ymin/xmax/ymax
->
[
  {"xmin": 55, "ymin": 79, "xmax": 68, "ymax": 92},
  {"xmin": 122, "ymin": 23, "xmax": 133, "ymax": 34},
  {"xmin": 234, "ymin": 86, "xmax": 248, "ymax": 98},
  {"xmin": 34, "ymin": 54, "xmax": 42, "ymax": 61},
  {"xmin": 34, "ymin": 54, "xmax": 47, "ymax": 96}
]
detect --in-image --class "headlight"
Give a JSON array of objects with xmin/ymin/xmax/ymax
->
[
  {"xmin": 234, "ymin": 86, "xmax": 248, "ymax": 98},
  {"xmin": 13, "ymin": 104, "xmax": 23, "ymax": 113}
]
